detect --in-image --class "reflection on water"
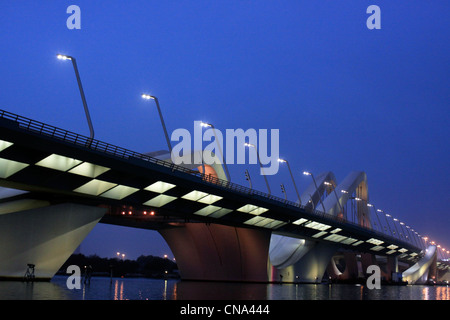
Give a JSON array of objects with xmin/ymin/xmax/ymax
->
[{"xmin": 0, "ymin": 276, "xmax": 449, "ymax": 300}]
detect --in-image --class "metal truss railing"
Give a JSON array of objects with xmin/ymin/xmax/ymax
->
[{"xmin": 0, "ymin": 109, "xmax": 420, "ymax": 251}]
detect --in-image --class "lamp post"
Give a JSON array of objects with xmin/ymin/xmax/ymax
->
[
  {"xmin": 245, "ymin": 143, "xmax": 271, "ymax": 195},
  {"xmin": 57, "ymin": 54, "xmax": 94, "ymax": 142},
  {"xmin": 141, "ymin": 94, "xmax": 172, "ymax": 153},
  {"xmin": 376, "ymin": 209, "xmax": 394, "ymax": 237},
  {"xmin": 392, "ymin": 218, "xmax": 402, "ymax": 241},
  {"xmin": 303, "ymin": 171, "xmax": 326, "ymax": 212},
  {"xmin": 278, "ymin": 158, "xmax": 301, "ymax": 205},
  {"xmin": 200, "ymin": 121, "xmax": 231, "ymax": 182},
  {"xmin": 367, "ymin": 203, "xmax": 383, "ymax": 234},
  {"xmin": 324, "ymin": 181, "xmax": 343, "ymax": 215}
]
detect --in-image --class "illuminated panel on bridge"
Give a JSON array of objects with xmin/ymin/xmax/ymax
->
[
  {"xmin": 0, "ymin": 140, "xmax": 13, "ymax": 152},
  {"xmin": 366, "ymin": 238, "xmax": 384, "ymax": 246},
  {"xmin": 193, "ymin": 205, "xmax": 222, "ymax": 216},
  {"xmin": 100, "ymin": 185, "xmax": 139, "ymax": 200},
  {"xmin": 292, "ymin": 218, "xmax": 308, "ymax": 225},
  {"xmin": 304, "ymin": 221, "xmax": 332, "ymax": 231},
  {"xmin": 244, "ymin": 216, "xmax": 286, "ymax": 229},
  {"xmin": 145, "ymin": 181, "xmax": 176, "ymax": 193},
  {"xmin": 181, "ymin": 190, "xmax": 223, "ymax": 205},
  {"xmin": 143, "ymin": 194, "xmax": 177, "ymax": 207},
  {"xmin": 68, "ymin": 162, "xmax": 110, "ymax": 178},
  {"xmin": 312, "ymin": 231, "xmax": 327, "ymax": 238},
  {"xmin": 73, "ymin": 179, "xmax": 117, "ymax": 196},
  {"xmin": 324, "ymin": 234, "xmax": 348, "ymax": 242},
  {"xmin": 0, "ymin": 158, "xmax": 29, "ymax": 178},
  {"xmin": 237, "ymin": 204, "xmax": 269, "ymax": 215},
  {"xmin": 36, "ymin": 154, "xmax": 82, "ymax": 172}
]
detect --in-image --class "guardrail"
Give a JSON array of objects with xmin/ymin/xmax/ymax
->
[{"xmin": 0, "ymin": 109, "xmax": 421, "ymax": 251}]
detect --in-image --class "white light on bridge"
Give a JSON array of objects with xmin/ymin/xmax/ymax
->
[
  {"xmin": 370, "ymin": 246, "xmax": 385, "ymax": 252},
  {"xmin": 304, "ymin": 221, "xmax": 331, "ymax": 231},
  {"xmin": 387, "ymin": 244, "xmax": 398, "ymax": 250},
  {"xmin": 0, "ymin": 158, "xmax": 29, "ymax": 178},
  {"xmin": 197, "ymin": 194, "xmax": 223, "ymax": 205},
  {"xmin": 182, "ymin": 190, "xmax": 210, "ymax": 201},
  {"xmin": 366, "ymin": 238, "xmax": 384, "ymax": 246},
  {"xmin": 193, "ymin": 205, "xmax": 222, "ymax": 216},
  {"xmin": 0, "ymin": 140, "xmax": 13, "ymax": 152},
  {"xmin": 145, "ymin": 181, "xmax": 176, "ymax": 194},
  {"xmin": 324, "ymin": 234, "xmax": 347, "ymax": 242},
  {"xmin": 313, "ymin": 231, "xmax": 328, "ymax": 238},
  {"xmin": 101, "ymin": 185, "xmax": 139, "ymax": 200},
  {"xmin": 341, "ymin": 237, "xmax": 359, "ymax": 245},
  {"xmin": 292, "ymin": 218, "xmax": 308, "ymax": 225},
  {"xmin": 74, "ymin": 179, "xmax": 117, "ymax": 196},
  {"xmin": 68, "ymin": 162, "xmax": 110, "ymax": 178},
  {"xmin": 36, "ymin": 154, "xmax": 82, "ymax": 172},
  {"xmin": 244, "ymin": 216, "xmax": 285, "ymax": 229},
  {"xmin": 237, "ymin": 204, "xmax": 268, "ymax": 215},
  {"xmin": 386, "ymin": 250, "xmax": 396, "ymax": 255},
  {"xmin": 209, "ymin": 208, "xmax": 233, "ymax": 218},
  {"xmin": 143, "ymin": 194, "xmax": 177, "ymax": 207}
]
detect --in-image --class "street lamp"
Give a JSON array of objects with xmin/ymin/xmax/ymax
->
[
  {"xmin": 57, "ymin": 54, "xmax": 94, "ymax": 142},
  {"xmin": 324, "ymin": 181, "xmax": 343, "ymax": 215},
  {"xmin": 367, "ymin": 203, "xmax": 383, "ymax": 234},
  {"xmin": 141, "ymin": 94, "xmax": 172, "ymax": 153},
  {"xmin": 200, "ymin": 121, "xmax": 231, "ymax": 182},
  {"xmin": 392, "ymin": 218, "xmax": 402, "ymax": 240},
  {"xmin": 278, "ymin": 158, "xmax": 301, "ymax": 205},
  {"xmin": 245, "ymin": 143, "xmax": 271, "ymax": 195},
  {"xmin": 303, "ymin": 171, "xmax": 326, "ymax": 212},
  {"xmin": 376, "ymin": 209, "xmax": 394, "ymax": 237}
]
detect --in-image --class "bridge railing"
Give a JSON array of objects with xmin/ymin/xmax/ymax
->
[{"xmin": 0, "ymin": 109, "xmax": 420, "ymax": 250}]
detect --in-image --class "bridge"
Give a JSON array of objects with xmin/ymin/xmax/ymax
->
[{"xmin": 0, "ymin": 109, "xmax": 448, "ymax": 284}]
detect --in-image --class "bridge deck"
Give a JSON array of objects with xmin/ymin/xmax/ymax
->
[{"xmin": 0, "ymin": 109, "xmax": 420, "ymax": 260}]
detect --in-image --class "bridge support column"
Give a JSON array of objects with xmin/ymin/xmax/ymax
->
[
  {"xmin": 268, "ymin": 242, "xmax": 339, "ymax": 283},
  {"xmin": 402, "ymin": 245, "xmax": 437, "ymax": 284},
  {"xmin": 159, "ymin": 223, "xmax": 271, "ymax": 282},
  {"xmin": 0, "ymin": 201, "xmax": 106, "ymax": 280}
]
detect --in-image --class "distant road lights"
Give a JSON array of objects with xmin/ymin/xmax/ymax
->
[
  {"xmin": 57, "ymin": 53, "xmax": 94, "ymax": 142},
  {"xmin": 245, "ymin": 143, "xmax": 271, "ymax": 195},
  {"xmin": 278, "ymin": 158, "xmax": 301, "ymax": 205},
  {"xmin": 141, "ymin": 93, "xmax": 172, "ymax": 153}
]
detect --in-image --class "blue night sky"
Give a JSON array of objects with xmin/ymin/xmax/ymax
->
[{"xmin": 1, "ymin": 1, "xmax": 449, "ymax": 260}]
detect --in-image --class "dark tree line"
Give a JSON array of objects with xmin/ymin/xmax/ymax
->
[{"xmin": 58, "ymin": 253, "xmax": 178, "ymax": 278}]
